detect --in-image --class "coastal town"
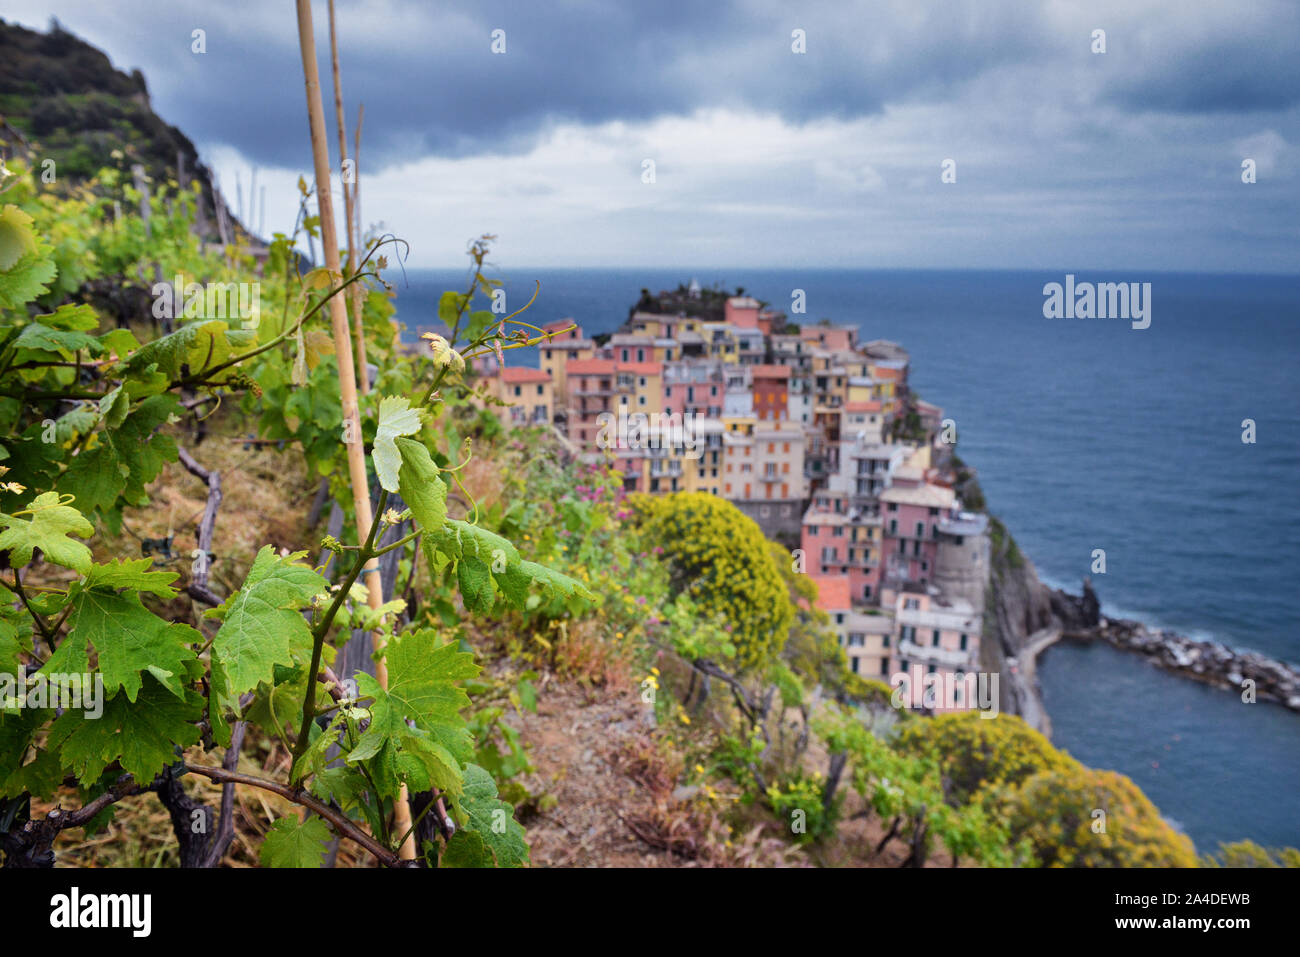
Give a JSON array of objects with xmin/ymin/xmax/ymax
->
[{"xmin": 469, "ymin": 283, "xmax": 993, "ymax": 711}]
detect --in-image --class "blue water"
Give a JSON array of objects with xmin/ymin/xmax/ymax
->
[{"xmin": 391, "ymin": 267, "xmax": 1300, "ymax": 852}]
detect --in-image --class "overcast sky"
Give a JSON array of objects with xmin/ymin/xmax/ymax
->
[{"xmin": 8, "ymin": 1, "xmax": 1299, "ymax": 270}]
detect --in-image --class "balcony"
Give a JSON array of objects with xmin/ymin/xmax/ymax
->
[{"xmin": 897, "ymin": 640, "xmax": 970, "ymax": 668}]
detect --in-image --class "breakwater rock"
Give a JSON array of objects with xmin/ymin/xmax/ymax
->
[{"xmin": 1057, "ymin": 607, "xmax": 1300, "ymax": 713}]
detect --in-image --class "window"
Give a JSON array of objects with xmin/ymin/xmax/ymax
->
[
  {"xmin": 820, "ymin": 546, "xmax": 836, "ymax": 562},
  {"xmin": 835, "ymin": 613, "xmax": 845, "ymax": 625},
  {"xmin": 888, "ymin": 503, "xmax": 898, "ymax": 512},
  {"xmin": 916, "ymin": 521, "xmax": 926, "ymax": 539},
  {"xmin": 621, "ymin": 349, "xmax": 629, "ymax": 361},
  {"xmin": 848, "ymin": 634, "xmax": 864, "ymax": 647},
  {"xmin": 881, "ymin": 633, "xmax": 889, "ymax": 647},
  {"xmin": 929, "ymin": 507, "xmax": 939, "ymax": 516},
  {"xmin": 889, "ymin": 519, "xmax": 898, "ymax": 535},
  {"xmin": 637, "ymin": 349, "xmax": 645, "ymax": 362},
  {"xmin": 932, "ymin": 629, "xmax": 941, "ymax": 647},
  {"xmin": 851, "ymin": 658, "xmax": 861, "ymax": 674},
  {"xmin": 544, "ymin": 350, "xmax": 552, "ymax": 360},
  {"xmin": 809, "ymin": 526, "xmax": 818, "ymax": 537},
  {"xmin": 537, "ymin": 385, "xmax": 544, "ymax": 395},
  {"xmin": 863, "ymin": 585, "xmax": 872, "ymax": 600},
  {"xmin": 905, "ymin": 599, "xmax": 919, "ymax": 610},
  {"xmin": 639, "ymin": 377, "xmax": 647, "ymax": 387},
  {"xmin": 959, "ymin": 634, "xmax": 968, "ymax": 651},
  {"xmin": 832, "ymin": 526, "xmax": 843, "ymax": 537},
  {"xmin": 880, "ymin": 660, "xmax": 890, "ymax": 676},
  {"xmin": 513, "ymin": 386, "xmax": 522, "ymax": 397}
]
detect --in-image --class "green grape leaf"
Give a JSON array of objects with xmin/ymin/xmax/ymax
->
[
  {"xmin": 493, "ymin": 562, "xmax": 532, "ymax": 609},
  {"xmin": 429, "ymin": 519, "xmax": 519, "ymax": 567},
  {"xmin": 292, "ymin": 711, "xmax": 346, "ymax": 784},
  {"xmin": 349, "ymin": 630, "xmax": 478, "ymax": 798},
  {"xmin": 59, "ymin": 443, "xmax": 127, "ymax": 519},
  {"xmin": 0, "ymin": 204, "xmax": 38, "ymax": 270},
  {"xmin": 208, "ymin": 546, "xmax": 327, "ymax": 696},
  {"xmin": 97, "ymin": 385, "xmax": 130, "ymax": 429},
  {"xmin": 439, "ymin": 828, "xmax": 491, "ymax": 868},
  {"xmin": 0, "ymin": 708, "xmax": 61, "ymax": 799},
  {"xmin": 0, "ymin": 205, "xmax": 57, "ymax": 309},
  {"xmin": 47, "ymin": 584, "xmax": 197, "ymax": 702},
  {"xmin": 119, "ymin": 319, "xmax": 257, "ymax": 382},
  {"xmin": 395, "ymin": 437, "xmax": 446, "ymax": 533},
  {"xmin": 260, "ymin": 815, "xmax": 332, "ymax": 868},
  {"xmin": 11, "ymin": 322, "xmax": 99, "ymax": 356},
  {"xmin": 516, "ymin": 560, "xmax": 595, "ymax": 602},
  {"xmin": 457, "ymin": 555, "xmax": 495, "ymax": 613},
  {"xmin": 37, "ymin": 303, "xmax": 99, "ymax": 332},
  {"xmin": 453, "ymin": 763, "xmax": 529, "ymax": 867},
  {"xmin": 437, "ymin": 290, "xmax": 465, "ymax": 325},
  {"xmin": 47, "ymin": 677, "xmax": 202, "ymax": 784},
  {"xmin": 373, "ymin": 395, "xmax": 422, "ymax": 492},
  {"xmin": 0, "ymin": 491, "xmax": 94, "ymax": 573},
  {"xmin": 107, "ymin": 394, "xmax": 181, "ymax": 505},
  {"xmin": 82, "ymin": 558, "xmax": 179, "ymax": 598},
  {"xmin": 0, "ymin": 616, "xmax": 33, "ymax": 679}
]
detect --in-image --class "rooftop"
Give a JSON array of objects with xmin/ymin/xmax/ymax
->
[
  {"xmin": 499, "ymin": 367, "xmax": 551, "ymax": 384},
  {"xmin": 879, "ymin": 483, "xmax": 956, "ymax": 509}
]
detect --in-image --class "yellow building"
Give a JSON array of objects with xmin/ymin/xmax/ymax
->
[{"xmin": 478, "ymin": 367, "xmax": 553, "ymax": 428}]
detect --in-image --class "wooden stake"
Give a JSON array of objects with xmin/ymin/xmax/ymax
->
[
  {"xmin": 328, "ymin": 0, "xmax": 370, "ymax": 395},
  {"xmin": 295, "ymin": 0, "xmax": 415, "ymax": 861}
]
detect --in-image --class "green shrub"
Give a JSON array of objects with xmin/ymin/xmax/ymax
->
[
  {"xmin": 636, "ymin": 493, "xmax": 793, "ymax": 670},
  {"xmin": 1007, "ymin": 767, "xmax": 1197, "ymax": 867}
]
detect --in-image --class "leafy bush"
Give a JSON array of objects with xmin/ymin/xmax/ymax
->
[
  {"xmin": 634, "ymin": 492, "xmax": 793, "ymax": 671},
  {"xmin": 893, "ymin": 712, "xmax": 1080, "ymax": 813},
  {"xmin": 1007, "ymin": 766, "xmax": 1197, "ymax": 867},
  {"xmin": 765, "ymin": 773, "xmax": 834, "ymax": 843}
]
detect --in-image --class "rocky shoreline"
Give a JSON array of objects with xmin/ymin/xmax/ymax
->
[{"xmin": 1051, "ymin": 582, "xmax": 1300, "ymax": 713}]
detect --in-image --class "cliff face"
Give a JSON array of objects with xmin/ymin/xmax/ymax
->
[
  {"xmin": 980, "ymin": 516, "xmax": 1056, "ymax": 727},
  {"xmin": 984, "ymin": 516, "xmax": 1054, "ymax": 657}
]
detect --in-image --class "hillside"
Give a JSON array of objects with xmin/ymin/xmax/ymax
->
[{"xmin": 0, "ymin": 17, "xmax": 230, "ymax": 239}]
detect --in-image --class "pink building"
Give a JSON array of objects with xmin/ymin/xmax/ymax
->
[
  {"xmin": 724, "ymin": 296, "xmax": 762, "ymax": 329},
  {"xmin": 879, "ymin": 480, "xmax": 956, "ymax": 589},
  {"xmin": 801, "ymin": 483, "xmax": 883, "ymax": 604},
  {"xmin": 662, "ymin": 363, "xmax": 724, "ymax": 417},
  {"xmin": 886, "ymin": 587, "xmax": 983, "ymax": 713}
]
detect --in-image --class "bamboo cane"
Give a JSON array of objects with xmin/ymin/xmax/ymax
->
[
  {"xmin": 295, "ymin": 0, "xmax": 415, "ymax": 861},
  {"xmin": 328, "ymin": 0, "xmax": 370, "ymax": 396}
]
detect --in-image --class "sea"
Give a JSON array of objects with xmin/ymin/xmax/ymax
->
[{"xmin": 390, "ymin": 266, "xmax": 1300, "ymax": 853}]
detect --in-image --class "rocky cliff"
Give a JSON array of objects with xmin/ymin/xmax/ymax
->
[{"xmin": 0, "ymin": 17, "xmax": 229, "ymax": 238}]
